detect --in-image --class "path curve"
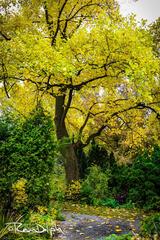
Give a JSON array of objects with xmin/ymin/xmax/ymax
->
[{"xmin": 55, "ymin": 211, "xmax": 140, "ymax": 240}]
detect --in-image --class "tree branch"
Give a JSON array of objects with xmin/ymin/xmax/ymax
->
[
  {"xmin": 51, "ymin": 0, "xmax": 69, "ymax": 45},
  {"xmin": 73, "ymin": 73, "xmax": 109, "ymax": 90},
  {"xmin": 62, "ymin": 88, "xmax": 73, "ymax": 121},
  {"xmin": 79, "ymin": 112, "xmax": 91, "ymax": 139},
  {"xmin": 136, "ymin": 103, "xmax": 160, "ymax": 120},
  {"xmin": 78, "ymin": 102, "xmax": 105, "ymax": 139},
  {"xmin": 1, "ymin": 61, "xmax": 10, "ymax": 98},
  {"xmin": 81, "ymin": 102, "xmax": 160, "ymax": 148},
  {"xmin": 0, "ymin": 31, "xmax": 11, "ymax": 41},
  {"xmin": 24, "ymin": 73, "xmax": 110, "ymax": 91},
  {"xmin": 67, "ymin": 2, "xmax": 100, "ymax": 21},
  {"xmin": 43, "ymin": 1, "xmax": 53, "ymax": 37}
]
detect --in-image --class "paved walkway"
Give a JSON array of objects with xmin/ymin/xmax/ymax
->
[{"xmin": 54, "ymin": 211, "xmax": 140, "ymax": 240}]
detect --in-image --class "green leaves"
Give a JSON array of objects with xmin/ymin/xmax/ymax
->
[
  {"xmin": 0, "ymin": 105, "xmax": 56, "ymax": 210},
  {"xmin": 81, "ymin": 165, "xmax": 110, "ymax": 204},
  {"xmin": 0, "ymin": 0, "xmax": 159, "ymax": 184},
  {"xmin": 140, "ymin": 213, "xmax": 160, "ymax": 237}
]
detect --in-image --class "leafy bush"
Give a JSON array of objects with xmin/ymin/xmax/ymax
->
[
  {"xmin": 80, "ymin": 165, "xmax": 110, "ymax": 204},
  {"xmin": 78, "ymin": 143, "xmax": 160, "ymax": 210},
  {"xmin": 50, "ymin": 173, "xmax": 66, "ymax": 202},
  {"xmin": 0, "ymin": 105, "xmax": 56, "ymax": 212},
  {"xmin": 96, "ymin": 198, "xmax": 119, "ymax": 208},
  {"xmin": 77, "ymin": 141, "xmax": 116, "ymax": 179},
  {"xmin": 29, "ymin": 209, "xmax": 56, "ymax": 228},
  {"xmin": 65, "ymin": 180, "xmax": 81, "ymax": 201},
  {"xmin": 127, "ymin": 147, "xmax": 160, "ymax": 210},
  {"xmin": 2, "ymin": 235, "xmax": 50, "ymax": 240},
  {"xmin": 103, "ymin": 233, "xmax": 132, "ymax": 240},
  {"xmin": 0, "ymin": 205, "xmax": 64, "ymax": 240},
  {"xmin": 109, "ymin": 146, "xmax": 160, "ymax": 210},
  {"xmin": 12, "ymin": 178, "xmax": 28, "ymax": 210},
  {"xmin": 119, "ymin": 201, "xmax": 135, "ymax": 209},
  {"xmin": 87, "ymin": 141, "xmax": 112, "ymax": 170},
  {"xmin": 140, "ymin": 213, "xmax": 160, "ymax": 238}
]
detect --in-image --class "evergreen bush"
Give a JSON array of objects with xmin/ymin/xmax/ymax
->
[{"xmin": 0, "ymin": 105, "xmax": 56, "ymax": 213}]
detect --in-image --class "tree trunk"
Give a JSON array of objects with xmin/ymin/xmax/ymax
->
[
  {"xmin": 61, "ymin": 144, "xmax": 79, "ymax": 183},
  {"xmin": 54, "ymin": 95, "xmax": 79, "ymax": 183}
]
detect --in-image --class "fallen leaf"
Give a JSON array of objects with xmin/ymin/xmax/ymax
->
[{"xmin": 115, "ymin": 228, "xmax": 122, "ymax": 232}]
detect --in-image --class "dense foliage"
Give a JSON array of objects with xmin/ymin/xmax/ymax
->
[
  {"xmin": 0, "ymin": 105, "xmax": 56, "ymax": 213},
  {"xmin": 77, "ymin": 143, "xmax": 160, "ymax": 210},
  {"xmin": 55, "ymin": 141, "xmax": 160, "ymax": 212},
  {"xmin": 140, "ymin": 213, "xmax": 160, "ymax": 238},
  {"xmin": 103, "ymin": 233, "xmax": 132, "ymax": 240},
  {"xmin": 77, "ymin": 140, "xmax": 115, "ymax": 179},
  {"xmin": 0, "ymin": 0, "xmax": 159, "ymax": 183},
  {"xmin": 80, "ymin": 165, "xmax": 110, "ymax": 205},
  {"xmin": 110, "ymin": 146, "xmax": 160, "ymax": 210}
]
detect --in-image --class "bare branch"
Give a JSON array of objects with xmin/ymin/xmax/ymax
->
[
  {"xmin": 67, "ymin": 0, "xmax": 79, "ymax": 18},
  {"xmin": 20, "ymin": 72, "xmax": 112, "ymax": 92}
]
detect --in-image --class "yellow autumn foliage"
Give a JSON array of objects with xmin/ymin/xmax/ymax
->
[
  {"xmin": 30, "ymin": 206, "xmax": 57, "ymax": 227},
  {"xmin": 12, "ymin": 178, "xmax": 28, "ymax": 208},
  {"xmin": 65, "ymin": 180, "xmax": 81, "ymax": 200}
]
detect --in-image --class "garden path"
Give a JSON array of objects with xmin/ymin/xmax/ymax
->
[{"xmin": 55, "ymin": 211, "xmax": 140, "ymax": 240}]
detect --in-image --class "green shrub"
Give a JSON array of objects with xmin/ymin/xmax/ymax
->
[
  {"xmin": 127, "ymin": 148, "xmax": 160, "ymax": 210},
  {"xmin": 97, "ymin": 198, "xmax": 119, "ymax": 208},
  {"xmin": 140, "ymin": 213, "xmax": 160, "ymax": 238},
  {"xmin": 109, "ymin": 146, "xmax": 160, "ymax": 210},
  {"xmin": 1, "ymin": 234, "xmax": 50, "ymax": 240},
  {"xmin": 87, "ymin": 141, "xmax": 112, "ymax": 170},
  {"xmin": 80, "ymin": 165, "xmax": 110, "ymax": 204},
  {"xmin": 103, "ymin": 233, "xmax": 132, "ymax": 240},
  {"xmin": 79, "ymin": 144, "xmax": 160, "ymax": 210},
  {"xmin": 0, "ymin": 205, "xmax": 64, "ymax": 240},
  {"xmin": 65, "ymin": 180, "xmax": 81, "ymax": 201},
  {"xmin": 11, "ymin": 178, "xmax": 28, "ymax": 210},
  {"xmin": 50, "ymin": 173, "xmax": 66, "ymax": 202},
  {"xmin": 0, "ymin": 105, "xmax": 56, "ymax": 213},
  {"xmin": 77, "ymin": 141, "xmax": 116, "ymax": 180},
  {"xmin": 119, "ymin": 201, "xmax": 135, "ymax": 209}
]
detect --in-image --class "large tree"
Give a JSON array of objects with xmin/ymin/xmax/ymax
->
[{"xmin": 0, "ymin": 0, "xmax": 160, "ymax": 183}]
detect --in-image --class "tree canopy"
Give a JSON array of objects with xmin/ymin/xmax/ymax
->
[{"xmin": 0, "ymin": 0, "xmax": 160, "ymax": 182}]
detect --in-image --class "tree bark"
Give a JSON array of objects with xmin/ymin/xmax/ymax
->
[
  {"xmin": 54, "ymin": 95, "xmax": 79, "ymax": 183},
  {"xmin": 61, "ymin": 144, "xmax": 79, "ymax": 183}
]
